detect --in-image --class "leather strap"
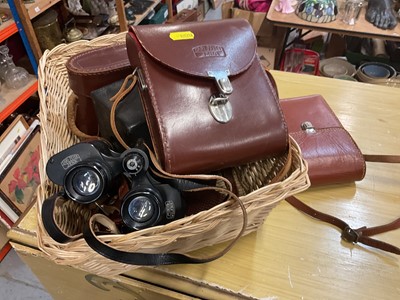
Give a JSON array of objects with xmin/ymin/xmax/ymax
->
[
  {"xmin": 364, "ymin": 154, "xmax": 400, "ymax": 163},
  {"xmin": 109, "ymin": 72, "xmax": 138, "ymax": 150},
  {"xmin": 41, "ymin": 193, "xmax": 83, "ymax": 243},
  {"xmin": 41, "ymin": 194, "xmax": 73, "ymax": 243},
  {"xmin": 67, "ymin": 93, "xmax": 99, "ymax": 141},
  {"xmin": 284, "ymin": 150, "xmax": 400, "ymax": 255},
  {"xmin": 82, "ymin": 184, "xmax": 247, "ymax": 265},
  {"xmin": 286, "ymin": 196, "xmax": 400, "ymax": 255}
]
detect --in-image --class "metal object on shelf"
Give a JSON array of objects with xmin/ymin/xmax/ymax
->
[
  {"xmin": 64, "ymin": 18, "xmax": 83, "ymax": 43},
  {"xmin": 32, "ymin": 9, "xmax": 63, "ymax": 52}
]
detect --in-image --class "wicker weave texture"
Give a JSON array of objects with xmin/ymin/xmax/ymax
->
[{"xmin": 36, "ymin": 33, "xmax": 310, "ymax": 276}]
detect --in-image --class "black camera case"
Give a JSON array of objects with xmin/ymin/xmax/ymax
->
[{"xmin": 90, "ymin": 78, "xmax": 151, "ymax": 151}]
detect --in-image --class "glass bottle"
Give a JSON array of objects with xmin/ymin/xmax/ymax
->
[
  {"xmin": 0, "ymin": 45, "xmax": 30, "ymax": 89},
  {"xmin": 0, "ymin": 45, "xmax": 9, "ymax": 81}
]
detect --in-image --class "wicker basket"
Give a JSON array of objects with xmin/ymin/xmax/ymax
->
[{"xmin": 36, "ymin": 32, "xmax": 310, "ymax": 276}]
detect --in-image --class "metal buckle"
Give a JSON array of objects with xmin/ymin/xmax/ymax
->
[
  {"xmin": 208, "ymin": 94, "xmax": 232, "ymax": 123},
  {"xmin": 208, "ymin": 70, "xmax": 233, "ymax": 95},
  {"xmin": 341, "ymin": 226, "xmax": 360, "ymax": 243},
  {"xmin": 207, "ymin": 70, "xmax": 233, "ymax": 123},
  {"xmin": 136, "ymin": 68, "xmax": 148, "ymax": 91}
]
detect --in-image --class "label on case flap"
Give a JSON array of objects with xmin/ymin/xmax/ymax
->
[{"xmin": 169, "ymin": 31, "xmax": 194, "ymax": 41}]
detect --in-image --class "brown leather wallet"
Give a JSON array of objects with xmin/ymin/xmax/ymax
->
[
  {"xmin": 280, "ymin": 94, "xmax": 366, "ymax": 186},
  {"xmin": 66, "ymin": 43, "xmax": 133, "ymax": 135}
]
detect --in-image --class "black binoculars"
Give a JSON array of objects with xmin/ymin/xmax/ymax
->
[{"xmin": 46, "ymin": 140, "xmax": 185, "ymax": 230}]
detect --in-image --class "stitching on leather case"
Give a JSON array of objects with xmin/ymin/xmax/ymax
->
[
  {"xmin": 259, "ymin": 57, "xmax": 289, "ymax": 148},
  {"xmin": 67, "ymin": 44, "xmax": 130, "ymax": 74},
  {"xmin": 291, "ymin": 127, "xmax": 366, "ymax": 179},
  {"xmin": 139, "ymin": 52, "xmax": 171, "ymax": 170}
]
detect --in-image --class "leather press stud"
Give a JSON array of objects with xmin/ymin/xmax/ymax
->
[
  {"xmin": 208, "ymin": 70, "xmax": 233, "ymax": 123},
  {"xmin": 137, "ymin": 68, "xmax": 148, "ymax": 91},
  {"xmin": 301, "ymin": 121, "xmax": 316, "ymax": 133}
]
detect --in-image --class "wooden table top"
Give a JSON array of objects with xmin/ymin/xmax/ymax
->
[
  {"xmin": 9, "ymin": 71, "xmax": 400, "ymax": 299},
  {"xmin": 267, "ymin": 0, "xmax": 400, "ymax": 42}
]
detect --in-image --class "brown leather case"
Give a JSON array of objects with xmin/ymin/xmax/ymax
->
[
  {"xmin": 66, "ymin": 43, "xmax": 133, "ymax": 135},
  {"xmin": 166, "ymin": 9, "xmax": 198, "ymax": 24},
  {"xmin": 280, "ymin": 94, "xmax": 366, "ymax": 186},
  {"xmin": 126, "ymin": 19, "xmax": 288, "ymax": 174}
]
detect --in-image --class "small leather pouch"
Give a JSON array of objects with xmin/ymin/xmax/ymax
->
[
  {"xmin": 280, "ymin": 94, "xmax": 366, "ymax": 186},
  {"xmin": 90, "ymin": 78, "xmax": 151, "ymax": 151},
  {"xmin": 126, "ymin": 19, "xmax": 288, "ymax": 174},
  {"xmin": 66, "ymin": 43, "xmax": 132, "ymax": 135}
]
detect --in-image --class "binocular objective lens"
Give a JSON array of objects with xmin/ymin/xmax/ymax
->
[
  {"xmin": 72, "ymin": 169, "xmax": 101, "ymax": 196},
  {"xmin": 128, "ymin": 196, "xmax": 154, "ymax": 223}
]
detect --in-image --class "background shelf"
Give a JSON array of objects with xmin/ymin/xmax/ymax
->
[
  {"xmin": 0, "ymin": 19, "xmax": 18, "ymax": 42},
  {"xmin": 0, "ymin": 76, "xmax": 38, "ymax": 123}
]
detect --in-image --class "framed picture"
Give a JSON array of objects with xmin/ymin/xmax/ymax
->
[
  {"xmin": 0, "ymin": 127, "xmax": 40, "ymax": 216},
  {"xmin": 0, "ymin": 115, "xmax": 29, "ymax": 161}
]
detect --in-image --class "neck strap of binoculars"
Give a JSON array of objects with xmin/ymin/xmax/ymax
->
[
  {"xmin": 41, "ymin": 184, "xmax": 249, "ymax": 266},
  {"xmin": 82, "ymin": 183, "xmax": 247, "ymax": 266}
]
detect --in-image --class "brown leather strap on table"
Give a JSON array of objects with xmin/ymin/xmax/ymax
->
[
  {"xmin": 364, "ymin": 154, "xmax": 400, "ymax": 163},
  {"xmin": 286, "ymin": 153, "xmax": 400, "ymax": 255},
  {"xmin": 286, "ymin": 196, "xmax": 400, "ymax": 255}
]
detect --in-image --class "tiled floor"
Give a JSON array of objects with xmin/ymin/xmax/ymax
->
[{"xmin": 0, "ymin": 248, "xmax": 52, "ymax": 300}]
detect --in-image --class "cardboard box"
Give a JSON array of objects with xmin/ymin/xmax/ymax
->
[
  {"xmin": 209, "ymin": 0, "xmax": 225, "ymax": 9},
  {"xmin": 166, "ymin": 9, "xmax": 198, "ymax": 23},
  {"xmin": 257, "ymin": 47, "xmax": 276, "ymax": 70},
  {"xmin": 176, "ymin": 0, "xmax": 198, "ymax": 13},
  {"xmin": 256, "ymin": 19, "xmax": 287, "ymax": 69},
  {"xmin": 221, "ymin": 2, "xmax": 266, "ymax": 35},
  {"xmin": 197, "ymin": 0, "xmax": 210, "ymax": 21},
  {"xmin": 221, "ymin": 2, "xmax": 283, "ymax": 69},
  {"xmin": 231, "ymin": 8, "xmax": 266, "ymax": 35}
]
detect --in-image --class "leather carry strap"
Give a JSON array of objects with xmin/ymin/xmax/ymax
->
[
  {"xmin": 67, "ymin": 93, "xmax": 100, "ymax": 141},
  {"xmin": 41, "ymin": 193, "xmax": 79, "ymax": 243},
  {"xmin": 286, "ymin": 154, "xmax": 400, "ymax": 255},
  {"xmin": 109, "ymin": 72, "xmax": 138, "ymax": 150},
  {"xmin": 82, "ymin": 185, "xmax": 248, "ymax": 266},
  {"xmin": 42, "ymin": 174, "xmax": 249, "ymax": 265},
  {"xmin": 286, "ymin": 196, "xmax": 400, "ymax": 255},
  {"xmin": 364, "ymin": 154, "xmax": 400, "ymax": 163}
]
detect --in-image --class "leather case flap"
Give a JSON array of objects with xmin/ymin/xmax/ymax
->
[
  {"xmin": 66, "ymin": 43, "xmax": 130, "ymax": 74},
  {"xmin": 281, "ymin": 94, "xmax": 342, "ymax": 131},
  {"xmin": 129, "ymin": 18, "xmax": 256, "ymax": 77},
  {"xmin": 66, "ymin": 43, "xmax": 132, "ymax": 97},
  {"xmin": 65, "ymin": 43, "xmax": 132, "ymax": 135},
  {"xmin": 280, "ymin": 94, "xmax": 366, "ymax": 185}
]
